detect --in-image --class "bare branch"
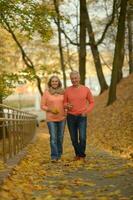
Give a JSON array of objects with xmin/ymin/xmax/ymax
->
[
  {"xmin": 96, "ymin": 0, "xmax": 117, "ymax": 45},
  {"xmin": 53, "ymin": 17, "xmax": 79, "ymax": 46}
]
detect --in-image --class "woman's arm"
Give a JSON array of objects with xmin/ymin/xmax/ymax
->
[{"xmin": 40, "ymin": 91, "xmax": 49, "ymax": 111}]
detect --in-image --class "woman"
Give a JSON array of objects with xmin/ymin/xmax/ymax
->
[{"xmin": 41, "ymin": 75, "xmax": 66, "ymax": 162}]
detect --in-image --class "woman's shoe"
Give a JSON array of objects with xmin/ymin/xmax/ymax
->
[
  {"xmin": 51, "ymin": 159, "xmax": 58, "ymax": 163},
  {"xmin": 57, "ymin": 158, "xmax": 62, "ymax": 162}
]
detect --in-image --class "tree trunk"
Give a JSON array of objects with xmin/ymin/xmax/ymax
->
[
  {"xmin": 79, "ymin": 0, "xmax": 86, "ymax": 85},
  {"xmin": 107, "ymin": 0, "xmax": 128, "ymax": 105},
  {"xmin": 85, "ymin": 3, "xmax": 108, "ymax": 93},
  {"xmin": 117, "ymin": 1, "xmax": 128, "ymax": 82},
  {"xmin": 0, "ymin": 97, "xmax": 3, "ymax": 139},
  {"xmin": 127, "ymin": 2, "xmax": 133, "ymax": 74},
  {"xmin": 53, "ymin": 0, "xmax": 67, "ymax": 88}
]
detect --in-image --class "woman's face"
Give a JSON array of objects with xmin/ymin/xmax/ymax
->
[{"xmin": 51, "ymin": 77, "xmax": 59, "ymax": 89}]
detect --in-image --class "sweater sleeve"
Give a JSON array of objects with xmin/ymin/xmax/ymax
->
[
  {"xmin": 86, "ymin": 88, "xmax": 94, "ymax": 113},
  {"xmin": 41, "ymin": 90, "xmax": 48, "ymax": 111}
]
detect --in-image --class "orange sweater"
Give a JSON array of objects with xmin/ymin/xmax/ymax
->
[
  {"xmin": 41, "ymin": 90, "xmax": 65, "ymax": 122},
  {"xmin": 64, "ymin": 85, "xmax": 94, "ymax": 115}
]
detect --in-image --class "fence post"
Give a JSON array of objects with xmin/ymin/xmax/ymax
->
[{"xmin": 2, "ymin": 121, "xmax": 6, "ymax": 162}]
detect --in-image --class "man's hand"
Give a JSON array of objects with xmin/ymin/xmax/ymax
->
[
  {"xmin": 66, "ymin": 103, "xmax": 73, "ymax": 110},
  {"xmin": 81, "ymin": 113, "xmax": 87, "ymax": 117}
]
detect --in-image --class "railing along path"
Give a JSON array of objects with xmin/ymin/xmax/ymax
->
[{"xmin": 0, "ymin": 104, "xmax": 37, "ymax": 162}]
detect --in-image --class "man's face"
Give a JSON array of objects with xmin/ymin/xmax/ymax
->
[{"xmin": 70, "ymin": 74, "xmax": 80, "ymax": 87}]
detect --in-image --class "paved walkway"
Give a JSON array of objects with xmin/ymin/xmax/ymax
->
[{"xmin": 0, "ymin": 125, "xmax": 133, "ymax": 200}]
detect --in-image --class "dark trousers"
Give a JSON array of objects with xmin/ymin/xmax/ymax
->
[{"xmin": 67, "ymin": 114, "xmax": 87, "ymax": 157}]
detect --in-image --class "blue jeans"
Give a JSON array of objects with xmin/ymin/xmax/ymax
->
[
  {"xmin": 67, "ymin": 114, "xmax": 87, "ymax": 157},
  {"xmin": 47, "ymin": 120, "xmax": 66, "ymax": 160}
]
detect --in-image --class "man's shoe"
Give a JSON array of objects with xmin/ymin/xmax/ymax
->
[
  {"xmin": 73, "ymin": 156, "xmax": 81, "ymax": 161},
  {"xmin": 73, "ymin": 156, "xmax": 86, "ymax": 162},
  {"xmin": 79, "ymin": 157, "xmax": 86, "ymax": 162}
]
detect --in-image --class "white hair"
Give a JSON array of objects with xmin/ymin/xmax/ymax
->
[{"xmin": 70, "ymin": 71, "xmax": 80, "ymax": 77}]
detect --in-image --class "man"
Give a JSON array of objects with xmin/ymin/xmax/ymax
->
[{"xmin": 64, "ymin": 71, "xmax": 94, "ymax": 161}]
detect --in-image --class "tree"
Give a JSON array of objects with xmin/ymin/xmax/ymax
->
[
  {"xmin": 0, "ymin": 0, "xmax": 53, "ymax": 96},
  {"xmin": 85, "ymin": 1, "xmax": 108, "ymax": 93},
  {"xmin": 79, "ymin": 0, "xmax": 86, "ymax": 84},
  {"xmin": 127, "ymin": 0, "xmax": 133, "ymax": 74},
  {"xmin": 1, "ymin": 16, "xmax": 43, "ymax": 95},
  {"xmin": 0, "ymin": 72, "xmax": 19, "ymax": 104},
  {"xmin": 57, "ymin": 0, "xmax": 116, "ymax": 92},
  {"xmin": 53, "ymin": 0, "xmax": 67, "ymax": 88},
  {"xmin": 107, "ymin": 0, "xmax": 128, "ymax": 105}
]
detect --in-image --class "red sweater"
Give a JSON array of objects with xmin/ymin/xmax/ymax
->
[{"xmin": 64, "ymin": 85, "xmax": 94, "ymax": 115}]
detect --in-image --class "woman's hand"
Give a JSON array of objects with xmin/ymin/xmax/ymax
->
[
  {"xmin": 66, "ymin": 103, "xmax": 73, "ymax": 110},
  {"xmin": 52, "ymin": 108, "xmax": 59, "ymax": 114},
  {"xmin": 47, "ymin": 108, "xmax": 59, "ymax": 114}
]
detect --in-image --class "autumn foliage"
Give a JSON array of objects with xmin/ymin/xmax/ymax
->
[
  {"xmin": 88, "ymin": 74, "xmax": 133, "ymax": 158},
  {"xmin": 0, "ymin": 75, "xmax": 133, "ymax": 200}
]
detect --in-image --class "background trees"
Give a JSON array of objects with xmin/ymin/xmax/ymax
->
[
  {"xmin": 0, "ymin": 0, "xmax": 53, "ymax": 97},
  {"xmin": 107, "ymin": 0, "xmax": 128, "ymax": 105},
  {"xmin": 0, "ymin": 0, "xmax": 131, "ymax": 105}
]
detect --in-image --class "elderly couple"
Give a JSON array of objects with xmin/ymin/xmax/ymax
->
[{"xmin": 41, "ymin": 71, "xmax": 94, "ymax": 163}]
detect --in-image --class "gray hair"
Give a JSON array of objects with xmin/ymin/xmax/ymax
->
[{"xmin": 70, "ymin": 71, "xmax": 80, "ymax": 77}]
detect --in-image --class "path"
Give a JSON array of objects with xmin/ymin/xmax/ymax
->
[{"xmin": 0, "ymin": 123, "xmax": 133, "ymax": 200}]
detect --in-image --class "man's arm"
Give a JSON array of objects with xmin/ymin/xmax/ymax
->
[{"xmin": 86, "ymin": 89, "xmax": 94, "ymax": 113}]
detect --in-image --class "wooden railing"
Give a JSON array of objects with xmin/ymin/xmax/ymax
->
[{"xmin": 0, "ymin": 104, "xmax": 37, "ymax": 162}]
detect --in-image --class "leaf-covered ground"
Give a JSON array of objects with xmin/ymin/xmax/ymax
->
[
  {"xmin": 0, "ymin": 123, "xmax": 133, "ymax": 200},
  {"xmin": 88, "ymin": 74, "xmax": 133, "ymax": 158},
  {"xmin": 0, "ymin": 74, "xmax": 133, "ymax": 200}
]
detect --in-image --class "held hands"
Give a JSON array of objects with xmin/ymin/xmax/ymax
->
[
  {"xmin": 64, "ymin": 108, "xmax": 68, "ymax": 117},
  {"xmin": 66, "ymin": 103, "xmax": 73, "ymax": 110}
]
